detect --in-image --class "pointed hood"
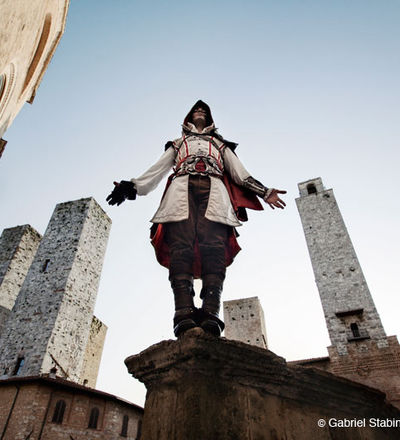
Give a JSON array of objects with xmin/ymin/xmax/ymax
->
[
  {"xmin": 183, "ymin": 100, "xmax": 214, "ymax": 128},
  {"xmin": 163, "ymin": 99, "xmax": 238, "ymax": 152}
]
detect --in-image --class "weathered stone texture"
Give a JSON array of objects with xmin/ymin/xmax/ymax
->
[
  {"xmin": 293, "ymin": 177, "xmax": 400, "ymax": 410},
  {"xmin": 223, "ymin": 296, "xmax": 267, "ymax": 348},
  {"xmin": 296, "ymin": 178, "xmax": 387, "ymax": 355},
  {"xmin": 0, "ymin": 0, "xmax": 69, "ymax": 148},
  {"xmin": 0, "ymin": 377, "xmax": 143, "ymax": 439},
  {"xmin": 81, "ymin": 315, "xmax": 108, "ymax": 388},
  {"xmin": 0, "ymin": 225, "xmax": 41, "ymax": 335},
  {"xmin": 0, "ymin": 198, "xmax": 111, "ymax": 384},
  {"xmin": 126, "ymin": 329, "xmax": 400, "ymax": 440}
]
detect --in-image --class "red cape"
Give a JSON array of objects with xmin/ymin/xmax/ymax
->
[{"xmin": 150, "ymin": 174, "xmax": 263, "ymax": 278}]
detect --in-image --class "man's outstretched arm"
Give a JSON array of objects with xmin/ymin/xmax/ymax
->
[
  {"xmin": 223, "ymin": 147, "xmax": 286, "ymax": 209},
  {"xmin": 106, "ymin": 146, "xmax": 176, "ymax": 206}
]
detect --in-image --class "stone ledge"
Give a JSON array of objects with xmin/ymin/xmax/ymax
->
[{"xmin": 126, "ymin": 328, "xmax": 400, "ymax": 440}]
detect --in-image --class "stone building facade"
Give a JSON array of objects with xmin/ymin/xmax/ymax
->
[
  {"xmin": 0, "ymin": 0, "xmax": 70, "ymax": 157},
  {"xmin": 0, "ymin": 375, "xmax": 143, "ymax": 440},
  {"xmin": 293, "ymin": 177, "xmax": 400, "ymax": 409},
  {"xmin": 0, "ymin": 225, "xmax": 42, "ymax": 335},
  {"xmin": 0, "ymin": 198, "xmax": 111, "ymax": 387},
  {"xmin": 223, "ymin": 296, "xmax": 267, "ymax": 348}
]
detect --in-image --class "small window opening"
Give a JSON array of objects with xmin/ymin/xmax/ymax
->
[
  {"xmin": 350, "ymin": 323, "xmax": 360, "ymax": 338},
  {"xmin": 121, "ymin": 415, "xmax": 129, "ymax": 437},
  {"xmin": 13, "ymin": 357, "xmax": 25, "ymax": 376},
  {"xmin": 52, "ymin": 400, "xmax": 66, "ymax": 424},
  {"xmin": 0, "ymin": 74, "xmax": 6, "ymax": 102},
  {"xmin": 88, "ymin": 407, "xmax": 99, "ymax": 429},
  {"xmin": 135, "ymin": 420, "xmax": 142, "ymax": 440},
  {"xmin": 42, "ymin": 259, "xmax": 50, "ymax": 272},
  {"xmin": 307, "ymin": 183, "xmax": 317, "ymax": 195}
]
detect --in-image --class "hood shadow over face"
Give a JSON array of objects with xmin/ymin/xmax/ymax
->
[{"xmin": 183, "ymin": 100, "xmax": 214, "ymax": 128}]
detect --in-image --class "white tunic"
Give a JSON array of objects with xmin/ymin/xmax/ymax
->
[{"xmin": 131, "ymin": 124, "xmax": 252, "ymax": 227}]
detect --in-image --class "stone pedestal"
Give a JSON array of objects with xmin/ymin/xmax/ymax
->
[{"xmin": 125, "ymin": 329, "xmax": 400, "ymax": 440}]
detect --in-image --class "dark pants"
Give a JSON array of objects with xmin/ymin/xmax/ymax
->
[{"xmin": 164, "ymin": 175, "xmax": 229, "ymax": 284}]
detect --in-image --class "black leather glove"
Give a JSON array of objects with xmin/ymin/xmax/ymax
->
[{"xmin": 106, "ymin": 180, "xmax": 137, "ymax": 206}]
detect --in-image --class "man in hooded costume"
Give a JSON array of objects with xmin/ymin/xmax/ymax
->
[{"xmin": 107, "ymin": 100, "xmax": 286, "ymax": 337}]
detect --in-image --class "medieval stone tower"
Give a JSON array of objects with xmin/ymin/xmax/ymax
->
[
  {"xmin": 223, "ymin": 297, "xmax": 268, "ymax": 349},
  {"xmin": 0, "ymin": 197, "xmax": 111, "ymax": 384},
  {"xmin": 295, "ymin": 177, "xmax": 400, "ymax": 408},
  {"xmin": 0, "ymin": 225, "xmax": 42, "ymax": 335},
  {"xmin": 295, "ymin": 177, "xmax": 388, "ymax": 355}
]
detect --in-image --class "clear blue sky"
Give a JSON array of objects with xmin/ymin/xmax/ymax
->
[{"xmin": 1, "ymin": 0, "xmax": 399, "ymax": 406}]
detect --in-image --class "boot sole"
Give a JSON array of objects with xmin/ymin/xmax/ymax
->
[
  {"xmin": 174, "ymin": 318, "xmax": 198, "ymax": 337},
  {"xmin": 200, "ymin": 319, "xmax": 221, "ymax": 337}
]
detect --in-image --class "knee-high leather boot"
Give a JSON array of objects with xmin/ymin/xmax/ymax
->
[
  {"xmin": 200, "ymin": 285, "xmax": 225, "ymax": 336},
  {"xmin": 171, "ymin": 278, "xmax": 198, "ymax": 337}
]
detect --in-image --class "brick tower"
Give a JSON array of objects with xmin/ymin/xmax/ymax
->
[
  {"xmin": 223, "ymin": 297, "xmax": 268, "ymax": 349},
  {"xmin": 0, "ymin": 198, "xmax": 111, "ymax": 383},
  {"xmin": 295, "ymin": 177, "xmax": 400, "ymax": 408},
  {"xmin": 0, "ymin": 225, "xmax": 41, "ymax": 336}
]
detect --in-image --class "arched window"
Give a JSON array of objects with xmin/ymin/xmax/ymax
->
[
  {"xmin": 121, "ymin": 415, "xmax": 129, "ymax": 437},
  {"xmin": 22, "ymin": 14, "xmax": 52, "ymax": 94},
  {"xmin": 88, "ymin": 407, "xmax": 100, "ymax": 429},
  {"xmin": 350, "ymin": 323, "xmax": 360, "ymax": 338},
  {"xmin": 307, "ymin": 183, "xmax": 317, "ymax": 195},
  {"xmin": 52, "ymin": 400, "xmax": 66, "ymax": 424},
  {"xmin": 0, "ymin": 75, "xmax": 5, "ymax": 102}
]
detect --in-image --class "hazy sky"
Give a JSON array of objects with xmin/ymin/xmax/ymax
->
[{"xmin": 1, "ymin": 0, "xmax": 399, "ymax": 406}]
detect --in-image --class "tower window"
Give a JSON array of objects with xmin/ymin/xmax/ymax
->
[
  {"xmin": 88, "ymin": 407, "xmax": 100, "ymax": 429},
  {"xmin": 0, "ymin": 74, "xmax": 5, "ymax": 102},
  {"xmin": 307, "ymin": 183, "xmax": 317, "ymax": 195},
  {"xmin": 350, "ymin": 323, "xmax": 360, "ymax": 338},
  {"xmin": 13, "ymin": 357, "xmax": 25, "ymax": 376},
  {"xmin": 121, "ymin": 415, "xmax": 129, "ymax": 437},
  {"xmin": 42, "ymin": 259, "xmax": 50, "ymax": 272},
  {"xmin": 52, "ymin": 400, "xmax": 66, "ymax": 424}
]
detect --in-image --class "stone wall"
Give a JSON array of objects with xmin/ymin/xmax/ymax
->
[
  {"xmin": 296, "ymin": 178, "xmax": 388, "ymax": 355},
  {"xmin": 126, "ymin": 329, "xmax": 400, "ymax": 440},
  {"xmin": 0, "ymin": 225, "xmax": 41, "ymax": 335},
  {"xmin": 0, "ymin": 198, "xmax": 111, "ymax": 384},
  {"xmin": 0, "ymin": 0, "xmax": 69, "ymax": 153},
  {"xmin": 223, "ymin": 297, "xmax": 267, "ymax": 348},
  {"xmin": 81, "ymin": 316, "xmax": 108, "ymax": 388}
]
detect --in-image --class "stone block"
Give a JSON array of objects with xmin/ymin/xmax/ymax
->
[{"xmin": 126, "ymin": 329, "xmax": 400, "ymax": 440}]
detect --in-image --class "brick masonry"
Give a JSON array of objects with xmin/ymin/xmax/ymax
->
[
  {"xmin": 223, "ymin": 296, "xmax": 267, "ymax": 348},
  {"xmin": 0, "ymin": 198, "xmax": 111, "ymax": 383},
  {"xmin": 0, "ymin": 376, "xmax": 143, "ymax": 440},
  {"xmin": 0, "ymin": 225, "xmax": 41, "ymax": 336}
]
